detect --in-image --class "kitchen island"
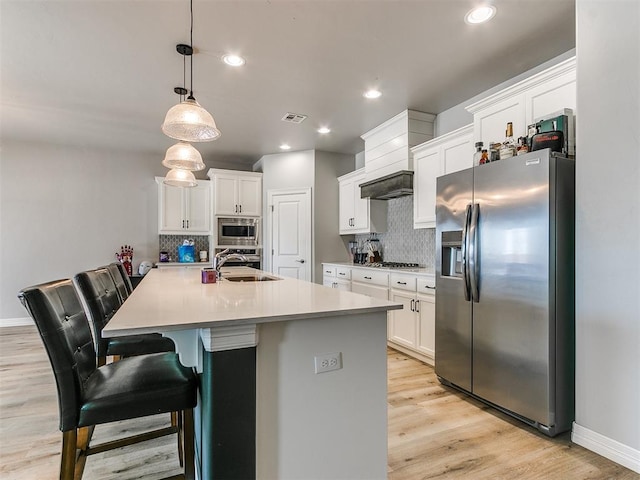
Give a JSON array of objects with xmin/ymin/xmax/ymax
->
[{"xmin": 104, "ymin": 267, "xmax": 401, "ymax": 480}]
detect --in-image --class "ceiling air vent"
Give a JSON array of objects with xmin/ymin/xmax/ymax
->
[{"xmin": 281, "ymin": 112, "xmax": 307, "ymax": 124}]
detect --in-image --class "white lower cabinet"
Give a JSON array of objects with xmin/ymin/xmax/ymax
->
[
  {"xmin": 322, "ymin": 265, "xmax": 351, "ymax": 291},
  {"xmin": 322, "ymin": 264, "xmax": 436, "ymax": 366},
  {"xmin": 388, "ymin": 289, "xmax": 417, "ymax": 348},
  {"xmin": 388, "ymin": 273, "xmax": 435, "ymax": 365},
  {"xmin": 416, "ymin": 291, "xmax": 435, "ymax": 359},
  {"xmin": 351, "ymin": 268, "xmax": 389, "ymax": 300}
]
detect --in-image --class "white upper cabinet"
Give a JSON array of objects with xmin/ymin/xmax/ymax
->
[
  {"xmin": 361, "ymin": 109, "xmax": 435, "ymax": 183},
  {"xmin": 208, "ymin": 169, "xmax": 262, "ymax": 217},
  {"xmin": 156, "ymin": 177, "xmax": 211, "ymax": 235},
  {"xmin": 466, "ymin": 57, "xmax": 576, "ymax": 147},
  {"xmin": 338, "ymin": 168, "xmax": 387, "ymax": 234},
  {"xmin": 412, "ymin": 145, "xmax": 441, "ymax": 229},
  {"xmin": 412, "ymin": 125, "xmax": 474, "ymax": 229}
]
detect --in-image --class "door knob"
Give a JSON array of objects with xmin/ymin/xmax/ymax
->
[{"xmin": 295, "ymin": 259, "xmax": 305, "ymax": 264}]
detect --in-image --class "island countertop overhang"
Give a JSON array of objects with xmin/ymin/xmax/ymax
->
[{"xmin": 103, "ymin": 267, "xmax": 402, "ymax": 337}]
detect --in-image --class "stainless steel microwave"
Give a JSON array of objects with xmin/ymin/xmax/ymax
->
[{"xmin": 217, "ymin": 217, "xmax": 259, "ymax": 246}]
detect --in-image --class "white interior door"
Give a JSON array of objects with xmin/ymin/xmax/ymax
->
[{"xmin": 268, "ymin": 189, "xmax": 311, "ymax": 281}]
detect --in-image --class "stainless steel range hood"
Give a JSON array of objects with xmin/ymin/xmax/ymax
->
[{"xmin": 359, "ymin": 170, "xmax": 414, "ymax": 200}]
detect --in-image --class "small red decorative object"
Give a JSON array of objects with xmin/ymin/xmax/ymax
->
[{"xmin": 115, "ymin": 245, "xmax": 134, "ymax": 276}]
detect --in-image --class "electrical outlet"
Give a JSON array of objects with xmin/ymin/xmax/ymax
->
[{"xmin": 314, "ymin": 352, "xmax": 342, "ymax": 374}]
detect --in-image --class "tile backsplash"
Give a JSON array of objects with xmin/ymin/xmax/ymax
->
[
  {"xmin": 159, "ymin": 235, "xmax": 209, "ymax": 262},
  {"xmin": 355, "ymin": 196, "xmax": 435, "ymax": 269}
]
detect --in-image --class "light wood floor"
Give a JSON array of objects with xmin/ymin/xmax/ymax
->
[{"xmin": 1, "ymin": 326, "xmax": 637, "ymax": 479}]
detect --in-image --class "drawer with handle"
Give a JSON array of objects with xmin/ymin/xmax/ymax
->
[
  {"xmin": 336, "ymin": 267, "xmax": 351, "ymax": 280},
  {"xmin": 351, "ymin": 268, "xmax": 389, "ymax": 287},
  {"xmin": 417, "ymin": 276, "xmax": 436, "ymax": 295},
  {"xmin": 390, "ymin": 273, "xmax": 417, "ymax": 292},
  {"xmin": 323, "ymin": 265, "xmax": 337, "ymax": 277}
]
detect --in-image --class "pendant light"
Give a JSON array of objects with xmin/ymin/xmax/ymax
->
[
  {"xmin": 164, "ymin": 168, "xmax": 198, "ymax": 187},
  {"xmin": 162, "ymin": 140, "xmax": 206, "ymax": 171},
  {"xmin": 161, "ymin": 0, "xmax": 221, "ymax": 142}
]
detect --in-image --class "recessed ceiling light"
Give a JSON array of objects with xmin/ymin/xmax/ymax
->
[
  {"xmin": 363, "ymin": 89, "xmax": 382, "ymax": 99},
  {"xmin": 317, "ymin": 127, "xmax": 331, "ymax": 134},
  {"xmin": 280, "ymin": 144, "xmax": 291, "ymax": 150},
  {"xmin": 222, "ymin": 54, "xmax": 246, "ymax": 67},
  {"xmin": 465, "ymin": 5, "xmax": 497, "ymax": 24}
]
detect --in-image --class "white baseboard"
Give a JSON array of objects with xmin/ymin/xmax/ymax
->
[
  {"xmin": 0, "ymin": 317, "xmax": 33, "ymax": 328},
  {"xmin": 572, "ymin": 422, "xmax": 640, "ymax": 473}
]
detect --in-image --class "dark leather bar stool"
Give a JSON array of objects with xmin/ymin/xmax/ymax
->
[
  {"xmin": 103, "ymin": 262, "xmax": 132, "ymax": 303},
  {"xmin": 114, "ymin": 261, "xmax": 134, "ymax": 296},
  {"xmin": 18, "ymin": 279, "xmax": 196, "ymax": 480},
  {"xmin": 75, "ymin": 268, "xmax": 175, "ymax": 366}
]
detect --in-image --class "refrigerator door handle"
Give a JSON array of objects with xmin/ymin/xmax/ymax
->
[
  {"xmin": 461, "ymin": 203, "xmax": 472, "ymax": 302},
  {"xmin": 469, "ymin": 203, "xmax": 480, "ymax": 303}
]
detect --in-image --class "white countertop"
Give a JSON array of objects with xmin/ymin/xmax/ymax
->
[
  {"xmin": 104, "ymin": 267, "xmax": 402, "ymax": 337},
  {"xmin": 324, "ymin": 262, "xmax": 435, "ymax": 276}
]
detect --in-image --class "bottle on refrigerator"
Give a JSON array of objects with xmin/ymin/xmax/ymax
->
[
  {"xmin": 499, "ymin": 122, "xmax": 517, "ymax": 159},
  {"xmin": 517, "ymin": 137, "xmax": 529, "ymax": 155},
  {"xmin": 473, "ymin": 142, "xmax": 484, "ymax": 166}
]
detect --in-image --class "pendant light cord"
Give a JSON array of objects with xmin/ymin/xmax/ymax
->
[
  {"xmin": 189, "ymin": 0, "xmax": 194, "ymax": 97},
  {"xmin": 182, "ymin": 54, "xmax": 186, "ymax": 102}
]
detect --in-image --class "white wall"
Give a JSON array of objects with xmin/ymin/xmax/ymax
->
[
  {"xmin": 0, "ymin": 140, "xmax": 167, "ymax": 321},
  {"xmin": 314, "ymin": 151, "xmax": 354, "ymax": 283},
  {"xmin": 257, "ymin": 149, "xmax": 316, "ymax": 203},
  {"xmin": 572, "ymin": 0, "xmax": 640, "ymax": 472},
  {"xmin": 256, "ymin": 150, "xmax": 315, "ymax": 275},
  {"xmin": 256, "ymin": 149, "xmax": 354, "ymax": 282},
  {"xmin": 0, "ymin": 139, "xmax": 250, "ymax": 323}
]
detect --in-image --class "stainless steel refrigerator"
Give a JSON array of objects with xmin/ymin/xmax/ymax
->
[{"xmin": 435, "ymin": 148, "xmax": 575, "ymax": 437}]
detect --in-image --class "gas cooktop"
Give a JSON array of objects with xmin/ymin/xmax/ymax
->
[{"xmin": 365, "ymin": 262, "xmax": 420, "ymax": 269}]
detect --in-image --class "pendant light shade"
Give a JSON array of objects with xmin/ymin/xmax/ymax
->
[
  {"xmin": 162, "ymin": 141, "xmax": 206, "ymax": 171},
  {"xmin": 163, "ymin": 168, "xmax": 198, "ymax": 187},
  {"xmin": 162, "ymin": 97, "xmax": 221, "ymax": 142}
]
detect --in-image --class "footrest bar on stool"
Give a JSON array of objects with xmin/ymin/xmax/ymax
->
[{"xmin": 84, "ymin": 426, "xmax": 178, "ymax": 456}]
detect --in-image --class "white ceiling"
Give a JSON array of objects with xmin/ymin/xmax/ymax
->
[{"xmin": 1, "ymin": 0, "xmax": 575, "ymax": 167}]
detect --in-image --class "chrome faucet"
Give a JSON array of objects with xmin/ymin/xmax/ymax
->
[{"xmin": 214, "ymin": 249, "xmax": 248, "ymax": 276}]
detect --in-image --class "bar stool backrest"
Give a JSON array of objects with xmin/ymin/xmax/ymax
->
[
  {"xmin": 115, "ymin": 262, "xmax": 133, "ymax": 295},
  {"xmin": 74, "ymin": 268, "xmax": 121, "ymax": 358},
  {"xmin": 104, "ymin": 263, "xmax": 129, "ymax": 304},
  {"xmin": 18, "ymin": 279, "xmax": 96, "ymax": 431}
]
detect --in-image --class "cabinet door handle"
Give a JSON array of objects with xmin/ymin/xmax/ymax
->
[
  {"xmin": 186, "ymin": 220, "xmax": 189, "ymax": 229},
  {"xmin": 410, "ymin": 299, "xmax": 415, "ymax": 312},
  {"xmin": 325, "ymin": 270, "xmax": 331, "ymax": 274},
  {"xmin": 182, "ymin": 220, "xmax": 185, "ymax": 228},
  {"xmin": 397, "ymin": 281, "xmax": 407, "ymax": 285},
  {"xmin": 338, "ymin": 272, "xmax": 345, "ymax": 276},
  {"xmin": 415, "ymin": 299, "xmax": 420, "ymax": 313},
  {"xmin": 425, "ymin": 285, "xmax": 436, "ymax": 290},
  {"xmin": 239, "ymin": 205, "xmax": 242, "ymax": 213},
  {"xmin": 364, "ymin": 276, "xmax": 372, "ymax": 280}
]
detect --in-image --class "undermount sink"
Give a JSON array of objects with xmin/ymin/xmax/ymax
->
[{"xmin": 223, "ymin": 274, "xmax": 281, "ymax": 282}]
